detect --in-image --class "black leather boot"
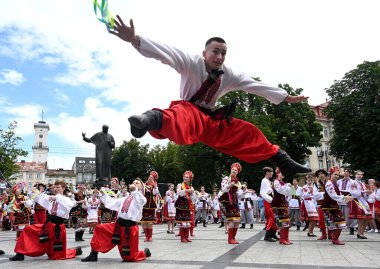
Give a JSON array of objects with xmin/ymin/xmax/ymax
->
[
  {"xmin": 81, "ymin": 251, "xmax": 98, "ymax": 262},
  {"xmin": 76, "ymin": 247, "xmax": 83, "ymax": 256},
  {"xmin": 271, "ymin": 230, "xmax": 280, "ymax": 240},
  {"xmin": 75, "ymin": 230, "xmax": 85, "ymax": 242},
  {"xmin": 239, "ymin": 224, "xmax": 246, "ymax": 229},
  {"xmin": 264, "ymin": 231, "xmax": 276, "ymax": 242},
  {"xmin": 218, "ymin": 222, "xmax": 224, "ymax": 228},
  {"xmin": 250, "ymin": 224, "xmax": 254, "ymax": 229},
  {"xmin": 270, "ymin": 149, "xmax": 311, "ymax": 177},
  {"xmin": 350, "ymin": 227, "xmax": 355, "ymax": 235},
  {"xmin": 144, "ymin": 248, "xmax": 151, "ymax": 258},
  {"xmin": 9, "ymin": 253, "xmax": 24, "ymax": 261},
  {"xmin": 0, "ymin": 250, "xmax": 4, "ymax": 255},
  {"xmin": 203, "ymin": 220, "xmax": 207, "ymax": 227},
  {"xmin": 128, "ymin": 110, "xmax": 163, "ymax": 138}
]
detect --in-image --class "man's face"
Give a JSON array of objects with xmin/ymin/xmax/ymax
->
[
  {"xmin": 318, "ymin": 172, "xmax": 326, "ymax": 179},
  {"xmin": 292, "ymin": 179, "xmax": 298, "ymax": 186},
  {"xmin": 111, "ymin": 180, "xmax": 118, "ymax": 188},
  {"xmin": 132, "ymin": 180, "xmax": 142, "ymax": 190},
  {"xmin": 203, "ymin": 41, "xmax": 227, "ymax": 71},
  {"xmin": 356, "ymin": 172, "xmax": 363, "ymax": 181},
  {"xmin": 344, "ymin": 170, "xmax": 350, "ymax": 178},
  {"xmin": 54, "ymin": 184, "xmax": 64, "ymax": 194}
]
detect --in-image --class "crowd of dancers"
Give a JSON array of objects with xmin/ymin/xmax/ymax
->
[{"xmin": 0, "ymin": 164, "xmax": 379, "ymax": 262}]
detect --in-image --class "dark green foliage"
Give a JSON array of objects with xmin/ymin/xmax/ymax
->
[{"xmin": 325, "ymin": 61, "xmax": 380, "ymax": 178}]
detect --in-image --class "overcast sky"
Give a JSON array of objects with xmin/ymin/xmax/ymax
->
[{"xmin": 1, "ymin": 0, "xmax": 379, "ymax": 170}]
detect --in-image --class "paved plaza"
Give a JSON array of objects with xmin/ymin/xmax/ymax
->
[{"xmin": 1, "ymin": 223, "xmax": 379, "ymax": 269}]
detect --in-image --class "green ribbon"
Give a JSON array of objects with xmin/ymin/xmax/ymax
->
[{"xmin": 93, "ymin": 0, "xmax": 115, "ymax": 30}]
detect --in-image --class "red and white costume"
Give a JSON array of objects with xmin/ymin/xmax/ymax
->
[
  {"xmin": 349, "ymin": 179, "xmax": 372, "ymax": 219},
  {"xmin": 14, "ymin": 192, "xmax": 78, "ymax": 260},
  {"xmin": 89, "ymin": 188, "xmax": 147, "ymax": 262},
  {"xmin": 134, "ymin": 36, "xmax": 288, "ymax": 164}
]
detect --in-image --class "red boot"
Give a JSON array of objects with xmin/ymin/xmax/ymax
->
[
  {"xmin": 317, "ymin": 228, "xmax": 327, "ymax": 240},
  {"xmin": 190, "ymin": 226, "xmax": 195, "ymax": 237},
  {"xmin": 279, "ymin": 229, "xmax": 290, "ymax": 245},
  {"xmin": 332, "ymin": 229, "xmax": 345, "ymax": 245},
  {"xmin": 228, "ymin": 228, "xmax": 238, "ymax": 244},
  {"xmin": 328, "ymin": 229, "xmax": 332, "ymax": 240},
  {"xmin": 148, "ymin": 228, "xmax": 153, "ymax": 242},
  {"xmin": 184, "ymin": 227, "xmax": 192, "ymax": 242},
  {"xmin": 143, "ymin": 228, "xmax": 149, "ymax": 242},
  {"xmin": 233, "ymin": 228, "xmax": 239, "ymax": 244},
  {"xmin": 180, "ymin": 228, "xmax": 187, "ymax": 243},
  {"xmin": 285, "ymin": 228, "xmax": 293, "ymax": 244}
]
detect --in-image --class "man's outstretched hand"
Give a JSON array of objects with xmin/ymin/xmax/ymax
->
[
  {"xmin": 109, "ymin": 15, "xmax": 138, "ymax": 45},
  {"xmin": 285, "ymin": 95, "xmax": 309, "ymax": 104}
]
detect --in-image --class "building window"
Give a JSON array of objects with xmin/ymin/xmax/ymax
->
[
  {"xmin": 36, "ymin": 173, "xmax": 40, "ymax": 179},
  {"xmin": 79, "ymin": 160, "xmax": 85, "ymax": 164},
  {"xmin": 319, "ymin": 160, "xmax": 324, "ymax": 169},
  {"xmin": 28, "ymin": 173, "xmax": 33, "ymax": 179},
  {"xmin": 39, "ymin": 142, "xmax": 42, "ymax": 148},
  {"xmin": 327, "ymin": 160, "xmax": 331, "ymax": 170},
  {"xmin": 323, "ymin": 128, "xmax": 329, "ymax": 138}
]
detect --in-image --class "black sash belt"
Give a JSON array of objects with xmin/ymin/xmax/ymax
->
[
  {"xmin": 112, "ymin": 218, "xmax": 137, "ymax": 256},
  {"xmin": 39, "ymin": 215, "xmax": 65, "ymax": 251},
  {"xmin": 197, "ymin": 101, "xmax": 236, "ymax": 125}
]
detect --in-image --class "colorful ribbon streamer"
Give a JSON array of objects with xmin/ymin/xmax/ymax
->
[{"xmin": 93, "ymin": 0, "xmax": 115, "ymax": 30}]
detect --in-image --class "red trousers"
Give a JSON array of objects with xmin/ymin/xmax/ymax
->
[
  {"xmin": 14, "ymin": 223, "xmax": 76, "ymax": 260},
  {"xmin": 149, "ymin": 101, "xmax": 279, "ymax": 163},
  {"xmin": 34, "ymin": 209, "xmax": 47, "ymax": 224},
  {"xmin": 90, "ymin": 223, "xmax": 146, "ymax": 262},
  {"xmin": 264, "ymin": 200, "xmax": 277, "ymax": 231}
]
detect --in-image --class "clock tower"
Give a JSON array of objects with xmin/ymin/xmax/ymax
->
[{"xmin": 32, "ymin": 120, "xmax": 49, "ymax": 164}]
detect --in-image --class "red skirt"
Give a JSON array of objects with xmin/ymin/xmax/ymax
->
[
  {"xmin": 14, "ymin": 223, "xmax": 76, "ymax": 260},
  {"xmin": 349, "ymin": 199, "xmax": 373, "ymax": 220},
  {"xmin": 149, "ymin": 101, "xmax": 279, "ymax": 163}
]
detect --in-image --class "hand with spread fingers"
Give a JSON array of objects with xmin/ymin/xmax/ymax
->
[{"xmin": 109, "ymin": 15, "xmax": 138, "ymax": 45}]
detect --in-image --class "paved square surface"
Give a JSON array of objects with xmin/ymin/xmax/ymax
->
[{"xmin": 1, "ymin": 223, "xmax": 379, "ymax": 269}]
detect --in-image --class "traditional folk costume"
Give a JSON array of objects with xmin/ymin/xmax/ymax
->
[
  {"xmin": 86, "ymin": 195, "xmax": 101, "ymax": 234},
  {"xmin": 374, "ymin": 188, "xmax": 380, "ymax": 221},
  {"xmin": 69, "ymin": 187, "xmax": 87, "ymax": 242},
  {"xmin": 8, "ymin": 186, "xmax": 32, "ymax": 239},
  {"xmin": 219, "ymin": 163, "xmax": 243, "ymax": 244},
  {"xmin": 301, "ymin": 182, "xmax": 320, "ymax": 237},
  {"xmin": 288, "ymin": 184, "xmax": 302, "ymax": 230},
  {"xmin": 211, "ymin": 195, "xmax": 221, "ymax": 224},
  {"xmin": 163, "ymin": 188, "xmax": 176, "ymax": 233},
  {"xmin": 195, "ymin": 189, "xmax": 211, "ymax": 227},
  {"xmin": 81, "ymin": 182, "xmax": 149, "ymax": 262},
  {"xmin": 10, "ymin": 188, "xmax": 80, "ymax": 261},
  {"xmin": 33, "ymin": 183, "xmax": 47, "ymax": 224},
  {"xmin": 175, "ymin": 171, "xmax": 196, "ymax": 243},
  {"xmin": 349, "ymin": 177, "xmax": 373, "ymax": 239},
  {"xmin": 321, "ymin": 168, "xmax": 348, "ymax": 245},
  {"xmin": 260, "ymin": 174, "xmax": 278, "ymax": 241},
  {"xmin": 1, "ymin": 193, "xmax": 11, "ymax": 231},
  {"xmin": 313, "ymin": 169, "xmax": 330, "ymax": 240},
  {"xmin": 337, "ymin": 174, "xmax": 357, "ymax": 234},
  {"xmin": 272, "ymin": 169, "xmax": 293, "ymax": 245},
  {"xmin": 239, "ymin": 190, "xmax": 254, "ymax": 229},
  {"xmin": 127, "ymin": 35, "xmax": 310, "ymax": 178},
  {"xmin": 141, "ymin": 171, "xmax": 159, "ymax": 242},
  {"xmin": 349, "ymin": 179, "xmax": 372, "ymax": 219}
]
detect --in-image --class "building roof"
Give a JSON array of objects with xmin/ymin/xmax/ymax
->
[
  {"xmin": 46, "ymin": 168, "xmax": 76, "ymax": 177},
  {"xmin": 17, "ymin": 161, "xmax": 47, "ymax": 171},
  {"xmin": 310, "ymin": 101, "xmax": 330, "ymax": 121}
]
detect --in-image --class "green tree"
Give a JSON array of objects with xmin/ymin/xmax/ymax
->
[
  {"xmin": 0, "ymin": 121, "xmax": 28, "ymax": 179},
  {"xmin": 147, "ymin": 142, "xmax": 183, "ymax": 184},
  {"xmin": 325, "ymin": 61, "xmax": 380, "ymax": 178},
  {"xmin": 111, "ymin": 138, "xmax": 150, "ymax": 182}
]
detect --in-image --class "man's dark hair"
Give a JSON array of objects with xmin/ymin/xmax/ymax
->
[
  {"xmin": 205, "ymin": 37, "xmax": 226, "ymax": 48},
  {"xmin": 263, "ymin": 167, "xmax": 273, "ymax": 173}
]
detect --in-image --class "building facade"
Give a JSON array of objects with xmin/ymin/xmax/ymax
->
[
  {"xmin": 307, "ymin": 102, "xmax": 343, "ymax": 173},
  {"xmin": 72, "ymin": 157, "xmax": 96, "ymax": 185}
]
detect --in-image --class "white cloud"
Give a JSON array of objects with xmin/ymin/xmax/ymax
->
[
  {"xmin": 0, "ymin": 69, "xmax": 25, "ymax": 85},
  {"xmin": 52, "ymin": 88, "xmax": 70, "ymax": 104}
]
